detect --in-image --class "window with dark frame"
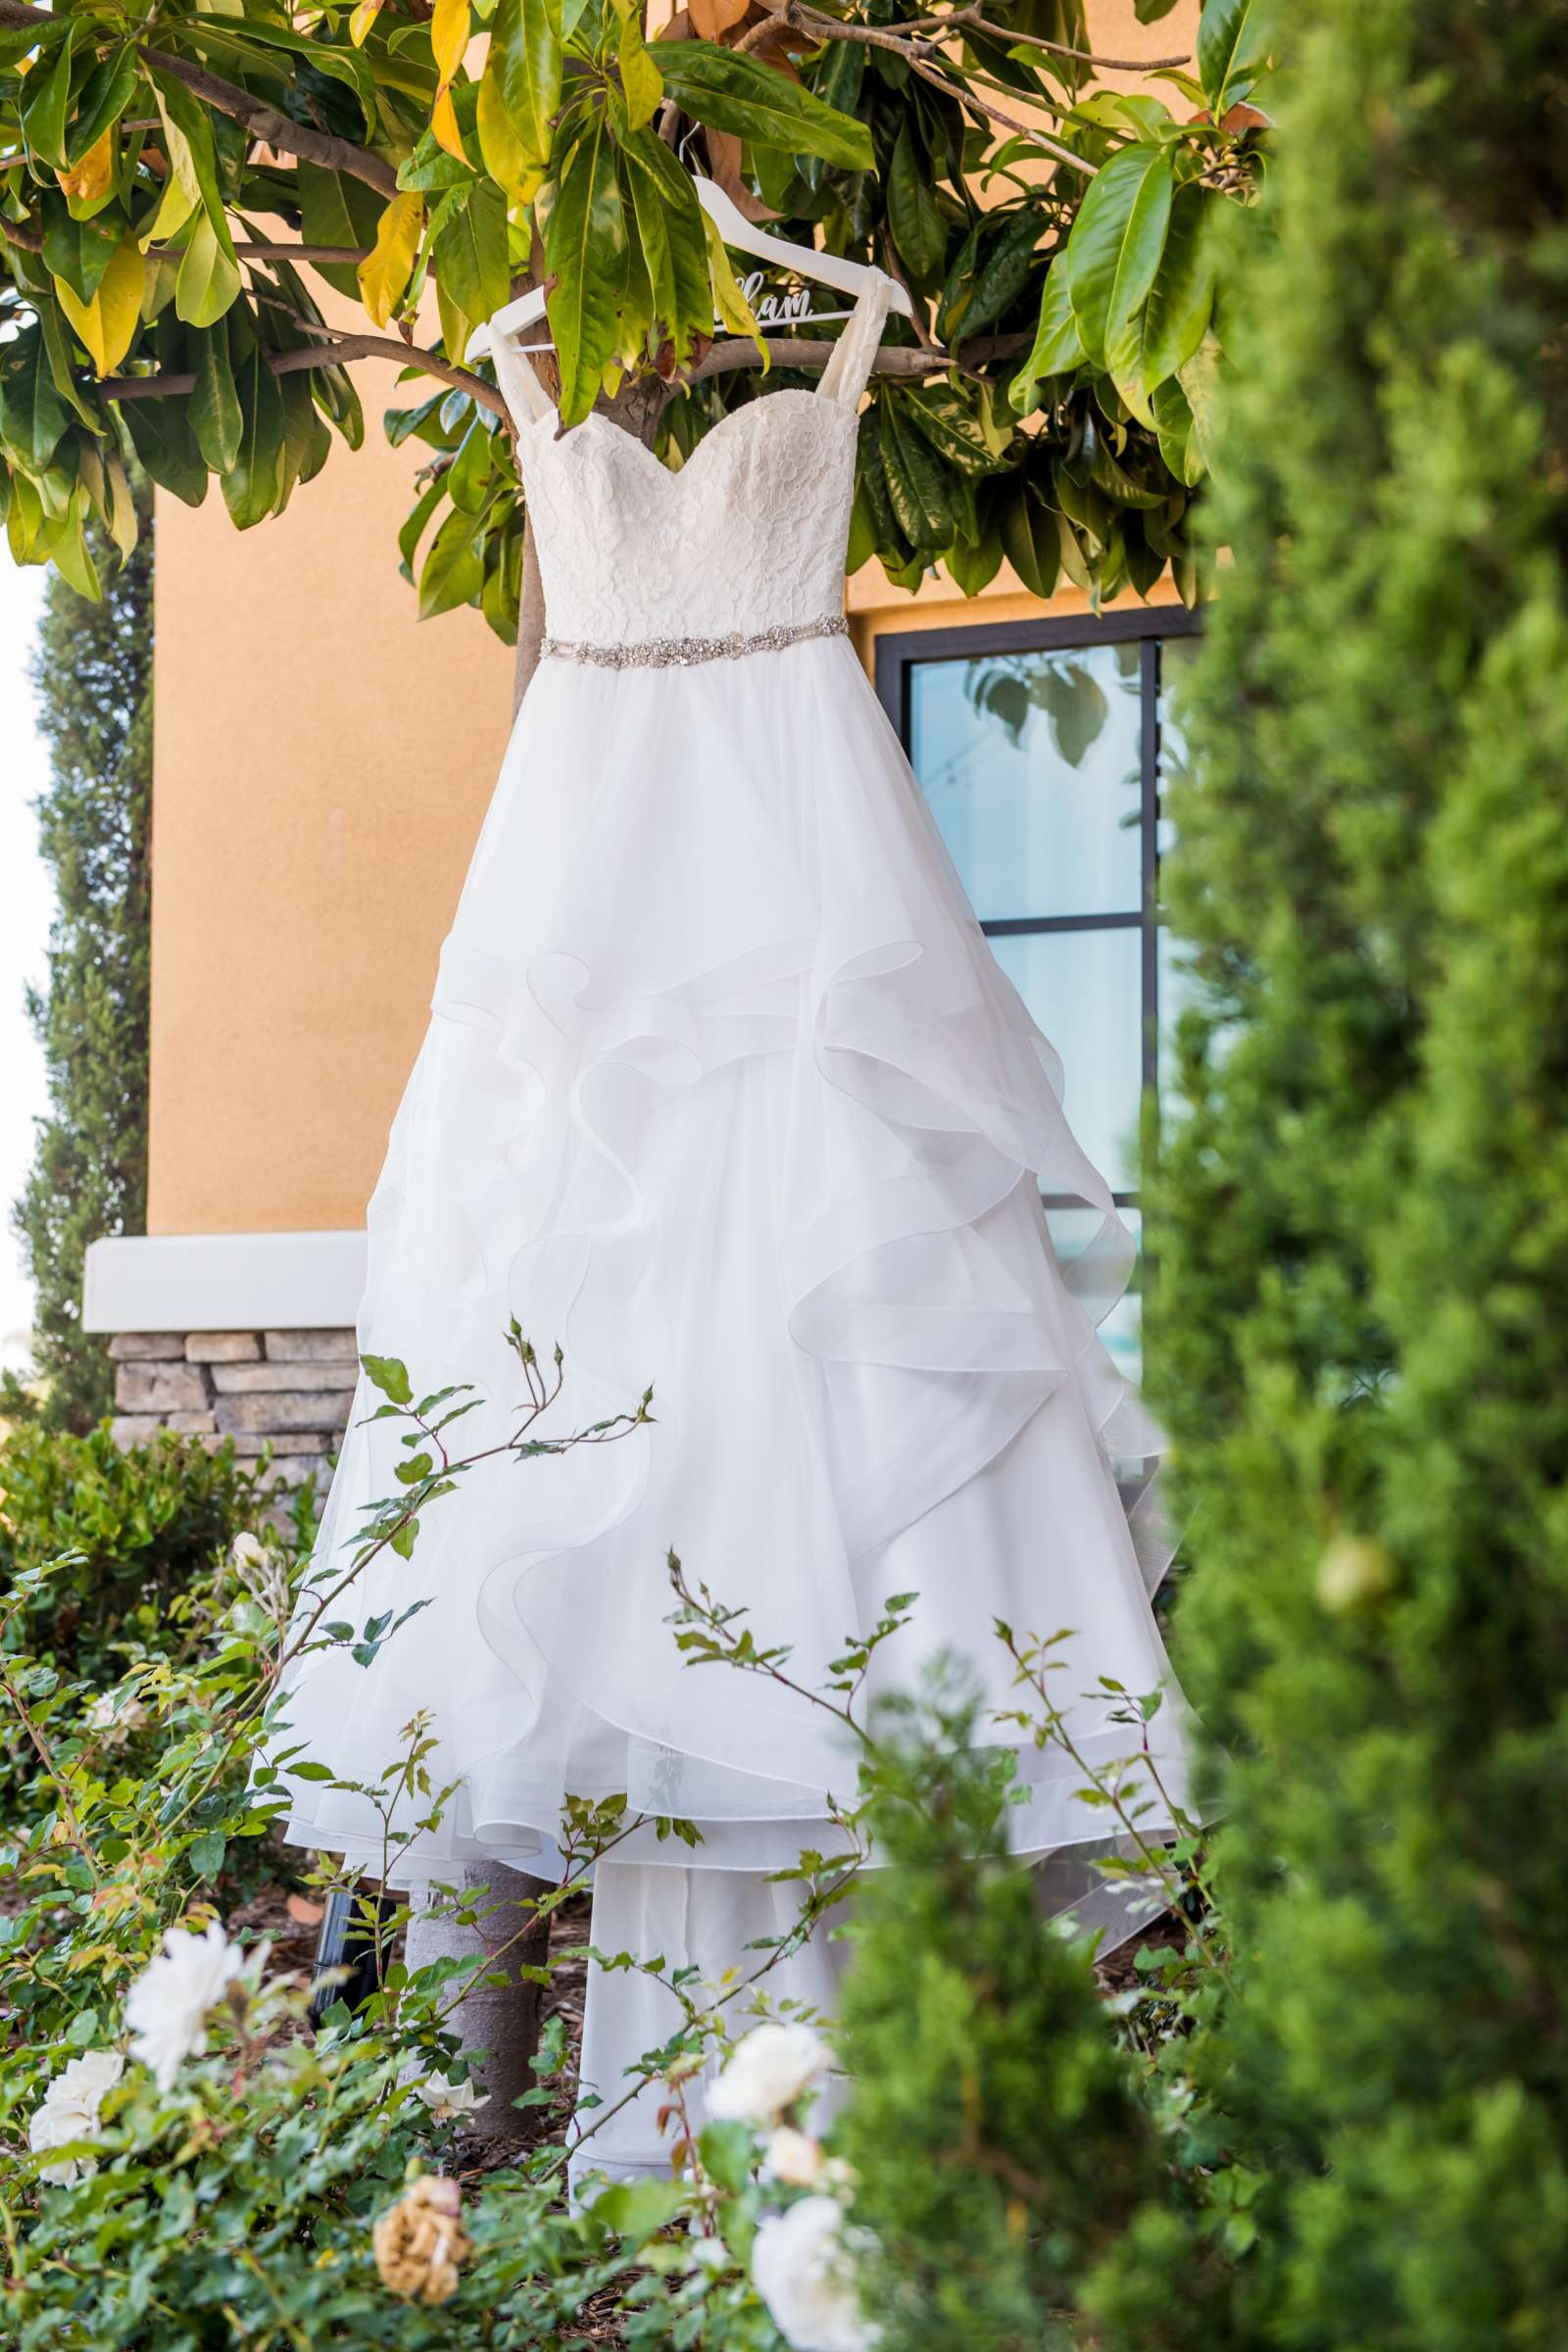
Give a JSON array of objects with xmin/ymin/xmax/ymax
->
[{"xmin": 876, "ymin": 608, "xmax": 1201, "ymax": 1386}]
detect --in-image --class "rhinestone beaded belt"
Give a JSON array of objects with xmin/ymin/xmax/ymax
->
[{"xmin": 541, "ymin": 614, "xmax": 849, "ymax": 669}]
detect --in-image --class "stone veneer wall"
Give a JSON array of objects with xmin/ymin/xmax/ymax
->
[{"xmin": 109, "ymin": 1329, "xmax": 358, "ymax": 1486}]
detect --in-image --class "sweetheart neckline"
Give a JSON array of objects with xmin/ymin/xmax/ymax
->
[{"xmin": 521, "ymin": 387, "xmax": 857, "ymax": 486}]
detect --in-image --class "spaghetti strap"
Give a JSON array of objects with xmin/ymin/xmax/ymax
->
[
  {"xmin": 490, "ymin": 332, "xmax": 557, "ymax": 430},
  {"xmin": 815, "ymin": 270, "xmax": 896, "ymax": 411}
]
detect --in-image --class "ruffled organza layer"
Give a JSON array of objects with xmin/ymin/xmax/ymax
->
[{"xmin": 271, "ymin": 637, "xmax": 1191, "ymax": 1883}]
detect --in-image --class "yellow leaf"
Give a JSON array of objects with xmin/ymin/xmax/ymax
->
[
  {"xmin": 430, "ymin": 83, "xmax": 466, "ymax": 162},
  {"xmin": 350, "ymin": 0, "xmax": 385, "ymax": 43},
  {"xmin": 357, "ymin": 190, "xmax": 424, "ymax": 328},
  {"xmin": 476, "ymin": 63, "xmax": 540, "ymax": 204},
  {"xmin": 703, "ymin": 210, "xmax": 765, "ymax": 366},
  {"xmin": 57, "ymin": 125, "xmax": 114, "ymax": 209},
  {"xmin": 431, "ymin": 0, "xmax": 469, "ymax": 93},
  {"xmin": 139, "ymin": 170, "xmax": 198, "ymax": 251},
  {"xmin": 150, "ymin": 88, "xmax": 204, "ymax": 212},
  {"xmin": 54, "ymin": 237, "xmax": 146, "ymax": 374},
  {"xmin": 616, "ymin": 8, "xmax": 662, "ymax": 134},
  {"xmin": 435, "ymin": 273, "xmax": 473, "ymax": 367}
]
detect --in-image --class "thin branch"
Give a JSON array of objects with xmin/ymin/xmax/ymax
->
[
  {"xmin": 143, "ymin": 51, "xmax": 401, "ymax": 195},
  {"xmin": 683, "ymin": 325, "xmax": 1026, "ymax": 383},
  {"xmin": 100, "ymin": 334, "xmax": 509, "ymax": 425},
  {"xmin": 0, "ymin": 218, "xmax": 41, "ymax": 251},
  {"xmin": 927, "ymin": 6, "xmax": 1189, "ymax": 72},
  {"xmin": 0, "ymin": 0, "xmax": 399, "ymax": 196},
  {"xmin": 235, "ymin": 240, "xmax": 372, "ymax": 264},
  {"xmin": 270, "ymin": 335, "xmax": 508, "ymax": 419},
  {"xmin": 771, "ymin": 1, "xmax": 1096, "ymax": 170},
  {"xmin": 905, "ymin": 46, "xmax": 1091, "ymax": 167}
]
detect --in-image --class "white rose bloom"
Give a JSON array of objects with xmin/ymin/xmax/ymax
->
[
  {"xmin": 708, "ymin": 2022, "xmax": 831, "ymax": 2127},
  {"xmin": 753, "ymin": 2195, "xmax": 877, "ymax": 2352},
  {"xmin": 29, "ymin": 2050, "xmax": 125, "ymax": 2186},
  {"xmin": 227, "ymin": 1532, "xmax": 290, "ymax": 1617},
  {"xmin": 764, "ymin": 2127, "xmax": 826, "ymax": 2187},
  {"xmin": 124, "ymin": 1920, "xmax": 251, "ymax": 2091},
  {"xmin": 86, "ymin": 1691, "xmax": 150, "ymax": 1742},
  {"xmin": 413, "ymin": 2073, "xmax": 491, "ymax": 2124}
]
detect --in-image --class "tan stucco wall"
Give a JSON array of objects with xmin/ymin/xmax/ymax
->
[{"xmin": 147, "ymin": 0, "xmax": 1198, "ymax": 1240}]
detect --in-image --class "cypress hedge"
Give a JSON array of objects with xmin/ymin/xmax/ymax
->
[
  {"xmin": 1138, "ymin": 0, "xmax": 1568, "ymax": 2341},
  {"xmin": 10, "ymin": 503, "xmax": 152, "ymax": 1431}
]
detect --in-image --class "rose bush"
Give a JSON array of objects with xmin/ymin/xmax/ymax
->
[{"xmin": 0, "ymin": 1393, "xmax": 1209, "ymax": 2349}]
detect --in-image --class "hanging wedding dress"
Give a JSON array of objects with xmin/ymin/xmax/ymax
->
[{"xmin": 272, "ymin": 273, "xmax": 1195, "ymax": 2183}]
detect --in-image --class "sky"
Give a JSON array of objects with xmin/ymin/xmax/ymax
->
[{"xmin": 0, "ymin": 555, "xmax": 52, "ymax": 1376}]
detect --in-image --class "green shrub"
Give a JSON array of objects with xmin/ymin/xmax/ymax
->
[
  {"xmin": 1137, "ymin": 0, "xmax": 1568, "ymax": 2342},
  {"xmin": 0, "ymin": 1422, "xmax": 268, "ymax": 1687}
]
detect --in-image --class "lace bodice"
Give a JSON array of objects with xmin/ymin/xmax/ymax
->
[{"xmin": 492, "ymin": 274, "xmax": 895, "ymax": 646}]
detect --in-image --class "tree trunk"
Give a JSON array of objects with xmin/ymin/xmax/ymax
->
[{"xmin": 402, "ymin": 1864, "xmax": 553, "ymax": 2142}]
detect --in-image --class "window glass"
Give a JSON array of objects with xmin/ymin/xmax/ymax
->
[
  {"xmin": 989, "ymin": 927, "xmax": 1143, "ymax": 1194},
  {"xmin": 902, "ymin": 622, "xmax": 1199, "ymax": 1392},
  {"xmin": 908, "ymin": 640, "xmax": 1144, "ymax": 920}
]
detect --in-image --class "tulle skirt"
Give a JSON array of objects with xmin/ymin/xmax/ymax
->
[{"xmin": 270, "ymin": 635, "xmax": 1193, "ymax": 2161}]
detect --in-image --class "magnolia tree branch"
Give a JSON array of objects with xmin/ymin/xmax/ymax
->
[
  {"xmin": 100, "ymin": 333, "xmax": 510, "ymax": 424},
  {"xmin": 682, "ymin": 327, "xmax": 1027, "ymax": 382},
  {"xmin": 0, "ymin": 0, "xmax": 399, "ymax": 195},
  {"xmin": 738, "ymin": 0, "xmax": 1096, "ymax": 172}
]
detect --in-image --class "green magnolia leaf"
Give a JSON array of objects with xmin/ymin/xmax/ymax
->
[
  {"xmin": 176, "ymin": 212, "xmax": 242, "ymax": 328},
  {"xmin": 956, "ymin": 206, "xmax": 1046, "ymax": 342},
  {"xmin": 45, "ymin": 492, "xmax": 103, "ymax": 599},
  {"xmin": 446, "ymin": 414, "xmax": 496, "ymax": 513},
  {"xmin": 1197, "ymin": 0, "xmax": 1281, "ymax": 115},
  {"xmin": 947, "ymin": 501, "xmax": 1004, "ymax": 595},
  {"xmin": 1009, "ymin": 264, "xmax": 1084, "ymax": 415},
  {"xmin": 811, "ymin": 32, "xmax": 864, "ymax": 121},
  {"xmin": 621, "ymin": 131, "xmax": 710, "ymax": 358},
  {"xmin": 419, "ymin": 501, "xmax": 485, "ymax": 617},
  {"xmin": 277, "ymin": 370, "xmax": 332, "ymax": 501},
  {"xmin": 485, "ymin": 0, "xmax": 563, "ymax": 195},
  {"xmin": 119, "ymin": 392, "xmax": 210, "ymax": 506},
  {"xmin": 0, "ymin": 327, "xmax": 72, "ymax": 472},
  {"xmin": 1062, "ymin": 142, "xmax": 1172, "ymax": 368},
  {"xmin": 1140, "ymin": 184, "xmax": 1215, "ymax": 389},
  {"xmin": 67, "ymin": 47, "xmax": 138, "ymax": 172},
  {"xmin": 41, "ymin": 198, "xmax": 122, "ymax": 306},
  {"xmin": 546, "ymin": 117, "xmax": 629, "ymax": 426},
  {"xmin": 20, "ymin": 23, "xmax": 78, "ymax": 172},
  {"xmin": 1000, "ymin": 477, "xmax": 1060, "ymax": 598},
  {"xmin": 433, "ymin": 179, "xmax": 510, "ymax": 325},
  {"xmin": 653, "ymin": 41, "xmax": 873, "ymax": 171},
  {"xmin": 397, "ymin": 474, "xmax": 446, "ymax": 577},
  {"xmin": 1134, "ymin": 0, "xmax": 1183, "ymax": 17},
  {"xmin": 298, "ymin": 161, "xmax": 386, "ymax": 300},
  {"xmin": 222, "ymin": 318, "xmax": 286, "ymax": 528},
  {"xmin": 1176, "ymin": 332, "xmax": 1221, "ymax": 476},
  {"xmin": 903, "ymin": 384, "xmax": 1013, "ymax": 474},
  {"xmin": 145, "ymin": 64, "xmax": 236, "ymax": 251},
  {"xmin": 887, "ymin": 120, "xmax": 946, "ymax": 288},
  {"xmin": 189, "ymin": 323, "xmax": 243, "ymax": 471},
  {"xmin": 877, "ymin": 395, "xmax": 953, "ymax": 550},
  {"xmin": 857, "ymin": 409, "xmax": 906, "ymax": 559}
]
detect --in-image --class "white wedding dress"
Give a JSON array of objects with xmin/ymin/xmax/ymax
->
[{"xmin": 273, "ymin": 274, "xmax": 1194, "ymax": 2182}]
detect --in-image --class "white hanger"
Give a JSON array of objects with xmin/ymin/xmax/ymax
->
[{"xmin": 466, "ymin": 173, "xmax": 911, "ymax": 363}]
